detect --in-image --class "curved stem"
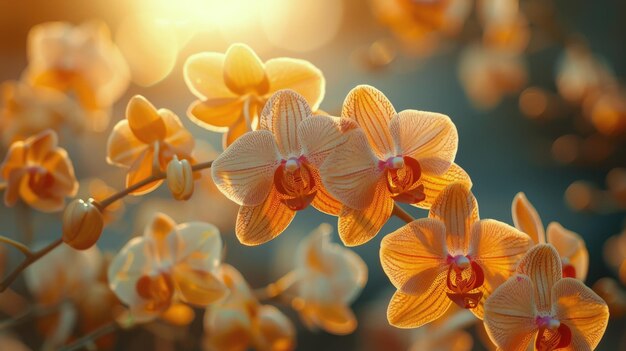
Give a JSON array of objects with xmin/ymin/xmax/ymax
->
[
  {"xmin": 0, "ymin": 238, "xmax": 62, "ymax": 292},
  {"xmin": 0, "ymin": 236, "xmax": 33, "ymax": 257},
  {"xmin": 392, "ymin": 203, "xmax": 415, "ymax": 224},
  {"xmin": 253, "ymin": 271, "xmax": 299, "ymax": 301},
  {"xmin": 58, "ymin": 321, "xmax": 119, "ymax": 351}
]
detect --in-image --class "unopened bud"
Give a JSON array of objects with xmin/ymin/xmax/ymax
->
[
  {"xmin": 62, "ymin": 199, "xmax": 104, "ymax": 250},
  {"xmin": 166, "ymin": 156, "xmax": 194, "ymax": 200}
]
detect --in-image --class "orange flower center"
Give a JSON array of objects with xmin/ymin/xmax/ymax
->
[
  {"xmin": 535, "ymin": 316, "xmax": 572, "ymax": 351},
  {"xmin": 561, "ymin": 258, "xmax": 576, "ymax": 278},
  {"xmin": 274, "ymin": 157, "xmax": 317, "ymax": 211},
  {"xmin": 445, "ymin": 255, "xmax": 485, "ymax": 309},
  {"xmin": 381, "ymin": 156, "xmax": 425, "ymax": 204},
  {"xmin": 135, "ymin": 273, "xmax": 175, "ymax": 312},
  {"xmin": 27, "ymin": 167, "xmax": 55, "ymax": 196}
]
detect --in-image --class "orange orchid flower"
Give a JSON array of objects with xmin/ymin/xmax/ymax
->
[
  {"xmin": 204, "ymin": 264, "xmax": 295, "ymax": 351},
  {"xmin": 184, "ymin": 43, "xmax": 324, "ymax": 147},
  {"xmin": 484, "ymin": 244, "xmax": 609, "ymax": 351},
  {"xmin": 291, "ymin": 223, "xmax": 367, "ymax": 335},
  {"xmin": 106, "ymin": 95, "xmax": 195, "ymax": 195},
  {"xmin": 24, "ymin": 21, "xmax": 129, "ymax": 131},
  {"xmin": 321, "ymin": 85, "xmax": 471, "ymax": 246},
  {"xmin": 512, "ymin": 192, "xmax": 589, "ymax": 281},
  {"xmin": 108, "ymin": 213, "xmax": 228, "ymax": 322},
  {"xmin": 211, "ymin": 89, "xmax": 355, "ymax": 245},
  {"xmin": 0, "ymin": 130, "xmax": 78, "ymax": 212},
  {"xmin": 380, "ymin": 182, "xmax": 532, "ymax": 328}
]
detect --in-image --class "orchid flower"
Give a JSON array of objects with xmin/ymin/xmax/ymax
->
[{"xmin": 380, "ymin": 182, "xmax": 532, "ymax": 328}]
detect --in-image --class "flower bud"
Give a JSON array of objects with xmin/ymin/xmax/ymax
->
[
  {"xmin": 62, "ymin": 199, "xmax": 104, "ymax": 250},
  {"xmin": 166, "ymin": 156, "xmax": 194, "ymax": 200}
]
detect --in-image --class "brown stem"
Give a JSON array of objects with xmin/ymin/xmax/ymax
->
[
  {"xmin": 58, "ymin": 321, "xmax": 119, "ymax": 351},
  {"xmin": 16, "ymin": 201, "xmax": 34, "ymax": 246},
  {"xmin": 0, "ymin": 238, "xmax": 63, "ymax": 292},
  {"xmin": 392, "ymin": 203, "xmax": 415, "ymax": 224},
  {"xmin": 0, "ymin": 236, "xmax": 33, "ymax": 257}
]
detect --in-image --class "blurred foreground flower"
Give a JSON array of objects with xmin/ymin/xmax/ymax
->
[
  {"xmin": 380, "ymin": 182, "xmax": 532, "ymax": 327},
  {"xmin": 322, "ymin": 85, "xmax": 470, "ymax": 246},
  {"xmin": 108, "ymin": 213, "xmax": 227, "ymax": 322},
  {"xmin": 204, "ymin": 264, "xmax": 295, "ymax": 351},
  {"xmin": 184, "ymin": 43, "xmax": 324, "ymax": 147},
  {"xmin": 212, "ymin": 90, "xmax": 354, "ymax": 245},
  {"xmin": 484, "ymin": 244, "xmax": 609, "ymax": 351},
  {"xmin": 106, "ymin": 95, "xmax": 195, "ymax": 195},
  {"xmin": 512, "ymin": 192, "xmax": 589, "ymax": 281},
  {"xmin": 24, "ymin": 21, "xmax": 129, "ymax": 132},
  {"xmin": 0, "ymin": 130, "xmax": 78, "ymax": 212},
  {"xmin": 291, "ymin": 223, "xmax": 367, "ymax": 335}
]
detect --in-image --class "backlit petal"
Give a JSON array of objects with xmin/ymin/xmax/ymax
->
[
  {"xmin": 338, "ymin": 179, "xmax": 394, "ymax": 246},
  {"xmin": 126, "ymin": 148, "xmax": 163, "ymax": 195},
  {"xmin": 390, "ymin": 110, "xmax": 458, "ymax": 175},
  {"xmin": 253, "ymin": 305, "xmax": 296, "ymax": 351},
  {"xmin": 169, "ymin": 222, "xmax": 223, "ymax": 271},
  {"xmin": 387, "ymin": 274, "xmax": 452, "ymax": 328},
  {"xmin": 223, "ymin": 118, "xmax": 250, "ymax": 148},
  {"xmin": 204, "ymin": 304, "xmax": 252, "ymax": 351},
  {"xmin": 265, "ymin": 57, "xmax": 325, "ymax": 110},
  {"xmin": 429, "ymin": 182, "xmax": 479, "ymax": 253},
  {"xmin": 259, "ymin": 90, "xmax": 310, "ymax": 156},
  {"xmin": 310, "ymin": 168, "xmax": 343, "ymax": 215},
  {"xmin": 106, "ymin": 120, "xmax": 148, "ymax": 167},
  {"xmin": 483, "ymin": 274, "xmax": 537, "ymax": 351},
  {"xmin": 211, "ymin": 130, "xmax": 281, "ymax": 206},
  {"xmin": 380, "ymin": 218, "xmax": 448, "ymax": 293},
  {"xmin": 320, "ymin": 130, "xmax": 383, "ymax": 210},
  {"xmin": 236, "ymin": 187, "xmax": 296, "ymax": 245},
  {"xmin": 223, "ymin": 44, "xmax": 268, "ymax": 95},
  {"xmin": 298, "ymin": 115, "xmax": 357, "ymax": 168},
  {"xmin": 552, "ymin": 278, "xmax": 609, "ymax": 350},
  {"xmin": 188, "ymin": 98, "xmax": 243, "ymax": 132},
  {"xmin": 126, "ymin": 95, "xmax": 166, "ymax": 144},
  {"xmin": 511, "ymin": 192, "xmax": 545, "ymax": 244},
  {"xmin": 516, "ymin": 244, "xmax": 562, "ymax": 313},
  {"xmin": 183, "ymin": 52, "xmax": 235, "ymax": 100},
  {"xmin": 341, "ymin": 85, "xmax": 395, "ymax": 158},
  {"xmin": 143, "ymin": 212, "xmax": 176, "ymax": 261},
  {"xmin": 303, "ymin": 304, "xmax": 357, "ymax": 335},
  {"xmin": 546, "ymin": 222, "xmax": 589, "ymax": 281},
  {"xmin": 41, "ymin": 148, "xmax": 78, "ymax": 195},
  {"xmin": 417, "ymin": 163, "xmax": 472, "ymax": 209},
  {"xmin": 107, "ymin": 237, "xmax": 153, "ymax": 309},
  {"xmin": 172, "ymin": 266, "xmax": 227, "ymax": 306}
]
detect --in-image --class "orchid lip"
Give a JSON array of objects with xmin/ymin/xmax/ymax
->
[
  {"xmin": 385, "ymin": 156, "xmax": 405, "ymax": 170},
  {"xmin": 536, "ymin": 316, "xmax": 561, "ymax": 330},
  {"xmin": 285, "ymin": 158, "xmax": 300, "ymax": 173}
]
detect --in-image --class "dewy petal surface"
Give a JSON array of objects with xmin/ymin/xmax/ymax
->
[
  {"xmin": 483, "ymin": 274, "xmax": 538, "ymax": 351},
  {"xmin": 265, "ymin": 57, "xmax": 325, "ymax": 110},
  {"xmin": 389, "ymin": 110, "xmax": 458, "ymax": 175},
  {"xmin": 183, "ymin": 52, "xmax": 235, "ymax": 100},
  {"xmin": 547, "ymin": 222, "xmax": 589, "ymax": 281},
  {"xmin": 512, "ymin": 192, "xmax": 546, "ymax": 244},
  {"xmin": 223, "ymin": 44, "xmax": 268, "ymax": 95},
  {"xmin": 418, "ymin": 163, "xmax": 472, "ymax": 209},
  {"xmin": 211, "ymin": 130, "xmax": 281, "ymax": 206},
  {"xmin": 259, "ymin": 90, "xmax": 310, "ymax": 156},
  {"xmin": 552, "ymin": 278, "xmax": 609, "ymax": 350},
  {"xmin": 516, "ymin": 244, "xmax": 562, "ymax": 313},
  {"xmin": 429, "ymin": 182, "xmax": 479, "ymax": 253},
  {"xmin": 341, "ymin": 85, "xmax": 395, "ymax": 158},
  {"xmin": 380, "ymin": 218, "xmax": 448, "ymax": 294},
  {"xmin": 236, "ymin": 186, "xmax": 296, "ymax": 245}
]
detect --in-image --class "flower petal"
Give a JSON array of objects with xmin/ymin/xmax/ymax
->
[
  {"xmin": 390, "ymin": 110, "xmax": 458, "ymax": 175},
  {"xmin": 380, "ymin": 218, "xmax": 448, "ymax": 294},
  {"xmin": 259, "ymin": 90, "xmax": 310, "ymax": 156},
  {"xmin": 204, "ymin": 304, "xmax": 252, "ymax": 351},
  {"xmin": 126, "ymin": 148, "xmax": 163, "ymax": 195},
  {"xmin": 223, "ymin": 44, "xmax": 268, "ymax": 95},
  {"xmin": 301, "ymin": 303, "xmax": 357, "ymax": 335},
  {"xmin": 106, "ymin": 120, "xmax": 149, "ymax": 167},
  {"xmin": 547, "ymin": 222, "xmax": 589, "ymax": 282},
  {"xmin": 429, "ymin": 182, "xmax": 479, "ymax": 253},
  {"xmin": 126, "ymin": 95, "xmax": 166, "ymax": 144},
  {"xmin": 172, "ymin": 266, "xmax": 228, "ymax": 306},
  {"xmin": 236, "ymin": 187, "xmax": 296, "ymax": 245},
  {"xmin": 143, "ymin": 212, "xmax": 176, "ymax": 261},
  {"xmin": 188, "ymin": 98, "xmax": 243, "ymax": 133},
  {"xmin": 310, "ymin": 168, "xmax": 342, "ymax": 216},
  {"xmin": 183, "ymin": 52, "xmax": 235, "ymax": 100},
  {"xmin": 511, "ymin": 192, "xmax": 545, "ymax": 244},
  {"xmin": 516, "ymin": 244, "xmax": 562, "ymax": 313},
  {"xmin": 469, "ymin": 219, "xmax": 533, "ymax": 319},
  {"xmin": 298, "ymin": 115, "xmax": 357, "ymax": 168},
  {"xmin": 338, "ymin": 179, "xmax": 394, "ymax": 246},
  {"xmin": 223, "ymin": 118, "xmax": 251, "ymax": 148},
  {"xmin": 483, "ymin": 274, "xmax": 537, "ymax": 351},
  {"xmin": 387, "ymin": 275, "xmax": 452, "ymax": 328},
  {"xmin": 211, "ymin": 130, "xmax": 281, "ymax": 206},
  {"xmin": 265, "ymin": 57, "xmax": 325, "ymax": 110},
  {"xmin": 107, "ymin": 237, "xmax": 153, "ymax": 309},
  {"xmin": 169, "ymin": 222, "xmax": 223, "ymax": 271},
  {"xmin": 320, "ymin": 129, "xmax": 383, "ymax": 210},
  {"xmin": 417, "ymin": 162, "xmax": 472, "ymax": 209},
  {"xmin": 341, "ymin": 85, "xmax": 395, "ymax": 158},
  {"xmin": 552, "ymin": 278, "xmax": 609, "ymax": 350},
  {"xmin": 253, "ymin": 304, "xmax": 296, "ymax": 350}
]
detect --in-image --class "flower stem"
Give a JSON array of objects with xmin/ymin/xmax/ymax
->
[
  {"xmin": 0, "ymin": 238, "xmax": 62, "ymax": 292},
  {"xmin": 392, "ymin": 203, "xmax": 415, "ymax": 224},
  {"xmin": 0, "ymin": 236, "xmax": 33, "ymax": 257},
  {"xmin": 253, "ymin": 271, "xmax": 299, "ymax": 301},
  {"xmin": 58, "ymin": 320, "xmax": 119, "ymax": 351}
]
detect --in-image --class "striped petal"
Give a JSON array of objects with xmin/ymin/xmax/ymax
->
[
  {"xmin": 259, "ymin": 90, "xmax": 310, "ymax": 156},
  {"xmin": 417, "ymin": 163, "xmax": 472, "ymax": 209},
  {"xmin": 236, "ymin": 187, "xmax": 296, "ymax": 245},
  {"xmin": 387, "ymin": 273, "xmax": 452, "ymax": 328},
  {"xmin": 298, "ymin": 115, "xmax": 357, "ymax": 168},
  {"xmin": 516, "ymin": 244, "xmax": 562, "ymax": 313},
  {"xmin": 429, "ymin": 182, "xmax": 479, "ymax": 253},
  {"xmin": 511, "ymin": 192, "xmax": 545, "ymax": 244},
  {"xmin": 265, "ymin": 57, "xmax": 325, "ymax": 110},
  {"xmin": 547, "ymin": 222, "xmax": 589, "ymax": 281}
]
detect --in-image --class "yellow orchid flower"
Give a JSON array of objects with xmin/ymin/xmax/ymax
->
[
  {"xmin": 184, "ymin": 43, "xmax": 324, "ymax": 147},
  {"xmin": 0, "ymin": 130, "xmax": 78, "ymax": 212},
  {"xmin": 380, "ymin": 182, "xmax": 532, "ymax": 328},
  {"xmin": 512, "ymin": 192, "xmax": 589, "ymax": 281},
  {"xmin": 106, "ymin": 95, "xmax": 195, "ymax": 195},
  {"xmin": 211, "ymin": 89, "xmax": 355, "ymax": 245},
  {"xmin": 108, "ymin": 213, "xmax": 227, "ymax": 322},
  {"xmin": 203, "ymin": 264, "xmax": 295, "ymax": 351},
  {"xmin": 484, "ymin": 244, "xmax": 609, "ymax": 351},
  {"xmin": 321, "ymin": 84, "xmax": 471, "ymax": 246}
]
